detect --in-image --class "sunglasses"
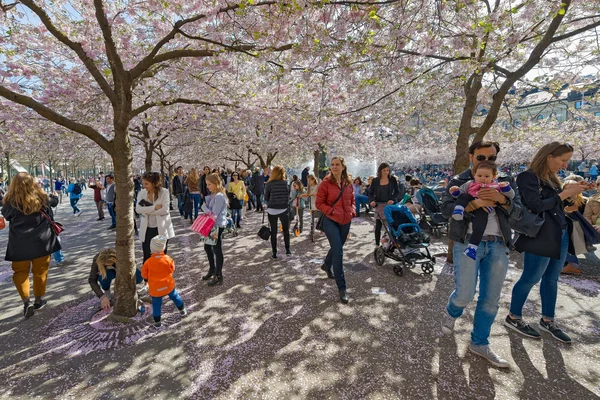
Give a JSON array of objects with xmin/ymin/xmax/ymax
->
[{"xmin": 475, "ymin": 155, "xmax": 497, "ymax": 161}]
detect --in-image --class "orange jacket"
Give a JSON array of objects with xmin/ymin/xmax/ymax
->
[{"xmin": 141, "ymin": 252, "xmax": 176, "ymax": 297}]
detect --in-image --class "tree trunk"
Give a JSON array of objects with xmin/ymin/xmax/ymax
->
[
  {"xmin": 111, "ymin": 127, "xmax": 138, "ymax": 318},
  {"xmin": 453, "ymin": 128, "xmax": 472, "ymax": 174},
  {"xmin": 144, "ymin": 145, "xmax": 153, "ymax": 172},
  {"xmin": 313, "ymin": 148, "xmax": 320, "ymax": 178}
]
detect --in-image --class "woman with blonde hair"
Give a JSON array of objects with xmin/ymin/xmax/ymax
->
[
  {"xmin": 505, "ymin": 142, "xmax": 590, "ymax": 343},
  {"xmin": 264, "ymin": 165, "xmax": 291, "ymax": 258},
  {"xmin": 201, "ymin": 173, "xmax": 229, "ymax": 286},
  {"xmin": 1, "ymin": 172, "xmax": 61, "ymax": 318},
  {"xmin": 136, "ymin": 172, "xmax": 175, "ymax": 263},
  {"xmin": 88, "ymin": 248, "xmax": 144, "ymax": 310},
  {"xmin": 187, "ymin": 168, "xmax": 201, "ymax": 221}
]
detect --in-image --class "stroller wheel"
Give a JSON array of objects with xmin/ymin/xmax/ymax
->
[
  {"xmin": 393, "ymin": 265, "xmax": 403, "ymax": 276},
  {"xmin": 421, "ymin": 263, "xmax": 434, "ymax": 275},
  {"xmin": 374, "ymin": 247, "xmax": 385, "ymax": 266}
]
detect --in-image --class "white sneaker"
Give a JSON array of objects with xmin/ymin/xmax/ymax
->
[
  {"xmin": 441, "ymin": 309, "xmax": 456, "ymax": 335},
  {"xmin": 468, "ymin": 343, "xmax": 510, "ymax": 369}
]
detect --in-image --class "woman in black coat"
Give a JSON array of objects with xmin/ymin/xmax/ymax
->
[
  {"xmin": 368, "ymin": 162, "xmax": 403, "ymax": 246},
  {"xmin": 505, "ymin": 143, "xmax": 589, "ymax": 343},
  {"xmin": 1, "ymin": 172, "xmax": 61, "ymax": 318}
]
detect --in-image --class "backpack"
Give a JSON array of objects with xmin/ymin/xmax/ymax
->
[{"xmin": 72, "ymin": 183, "xmax": 82, "ymax": 195}]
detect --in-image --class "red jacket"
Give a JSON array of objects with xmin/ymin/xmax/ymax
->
[
  {"xmin": 316, "ymin": 176, "xmax": 355, "ymax": 225},
  {"xmin": 141, "ymin": 253, "xmax": 176, "ymax": 297}
]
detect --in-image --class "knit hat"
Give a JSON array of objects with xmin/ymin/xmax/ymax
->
[{"xmin": 150, "ymin": 235, "xmax": 167, "ymax": 254}]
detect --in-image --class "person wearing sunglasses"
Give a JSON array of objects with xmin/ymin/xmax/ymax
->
[{"xmin": 439, "ymin": 140, "xmax": 523, "ymax": 368}]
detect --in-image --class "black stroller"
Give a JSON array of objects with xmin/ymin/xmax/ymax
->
[
  {"xmin": 374, "ymin": 204, "xmax": 436, "ymax": 276},
  {"xmin": 417, "ymin": 187, "xmax": 448, "ymax": 237}
]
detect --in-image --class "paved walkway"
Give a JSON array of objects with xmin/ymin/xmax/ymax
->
[{"xmin": 0, "ymin": 189, "xmax": 599, "ymax": 399}]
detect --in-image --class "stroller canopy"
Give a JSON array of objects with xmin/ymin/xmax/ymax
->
[{"xmin": 384, "ymin": 204, "xmax": 419, "ymax": 237}]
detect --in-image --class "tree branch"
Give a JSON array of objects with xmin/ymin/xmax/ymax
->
[
  {"xmin": 93, "ymin": 0, "xmax": 126, "ymax": 78},
  {"xmin": 131, "ymin": 98, "xmax": 237, "ymax": 117},
  {"xmin": 0, "ymin": 85, "xmax": 113, "ymax": 154},
  {"xmin": 19, "ymin": 0, "xmax": 116, "ymax": 105}
]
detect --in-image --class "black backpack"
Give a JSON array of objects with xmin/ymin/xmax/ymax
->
[{"xmin": 72, "ymin": 183, "xmax": 82, "ymax": 195}]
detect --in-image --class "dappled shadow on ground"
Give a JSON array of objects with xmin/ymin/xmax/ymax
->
[{"xmin": 0, "ymin": 192, "xmax": 599, "ymax": 399}]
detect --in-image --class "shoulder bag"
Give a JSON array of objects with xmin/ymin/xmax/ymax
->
[
  {"xmin": 257, "ymin": 210, "xmax": 271, "ymax": 240},
  {"xmin": 316, "ymin": 182, "xmax": 346, "ymax": 231},
  {"xmin": 40, "ymin": 209, "xmax": 64, "ymax": 236},
  {"xmin": 509, "ymin": 176, "xmax": 545, "ymax": 238}
]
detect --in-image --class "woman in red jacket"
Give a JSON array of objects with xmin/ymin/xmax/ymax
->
[{"xmin": 316, "ymin": 156, "xmax": 356, "ymax": 304}]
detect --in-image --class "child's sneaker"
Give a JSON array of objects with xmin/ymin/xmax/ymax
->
[
  {"xmin": 179, "ymin": 306, "xmax": 188, "ymax": 317},
  {"xmin": 152, "ymin": 321, "xmax": 161, "ymax": 329},
  {"xmin": 452, "ymin": 206, "xmax": 465, "ymax": 221},
  {"xmin": 464, "ymin": 245, "xmax": 477, "ymax": 260}
]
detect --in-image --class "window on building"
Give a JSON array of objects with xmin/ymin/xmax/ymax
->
[
  {"xmin": 596, "ymin": 112, "xmax": 600, "ymax": 117},
  {"xmin": 575, "ymin": 101, "xmax": 582, "ymax": 109},
  {"xmin": 537, "ymin": 114, "xmax": 544, "ymax": 120}
]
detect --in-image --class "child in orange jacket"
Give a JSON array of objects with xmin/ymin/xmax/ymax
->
[{"xmin": 141, "ymin": 235, "xmax": 187, "ymax": 328}]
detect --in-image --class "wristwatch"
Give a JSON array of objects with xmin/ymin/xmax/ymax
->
[{"xmin": 499, "ymin": 198, "xmax": 510, "ymax": 206}]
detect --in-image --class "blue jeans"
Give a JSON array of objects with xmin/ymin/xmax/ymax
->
[
  {"xmin": 151, "ymin": 288, "xmax": 184, "ymax": 319},
  {"xmin": 98, "ymin": 268, "xmax": 143, "ymax": 291},
  {"xmin": 322, "ymin": 216, "xmax": 351, "ymax": 291},
  {"xmin": 231, "ymin": 208, "xmax": 241, "ymax": 224},
  {"xmin": 509, "ymin": 229, "xmax": 569, "ymax": 320},
  {"xmin": 53, "ymin": 250, "xmax": 65, "ymax": 263},
  {"xmin": 354, "ymin": 194, "xmax": 369, "ymax": 215},
  {"xmin": 70, "ymin": 197, "xmax": 80, "ymax": 213},
  {"xmin": 107, "ymin": 203, "xmax": 116, "ymax": 226},
  {"xmin": 177, "ymin": 194, "xmax": 185, "ymax": 216},
  {"xmin": 190, "ymin": 193, "xmax": 201, "ymax": 219},
  {"xmin": 446, "ymin": 239, "xmax": 509, "ymax": 346}
]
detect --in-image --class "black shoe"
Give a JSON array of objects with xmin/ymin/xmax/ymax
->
[
  {"xmin": 285, "ymin": 249, "xmax": 292, "ymax": 256},
  {"xmin": 236, "ymin": 223, "xmax": 241, "ymax": 229},
  {"xmin": 24, "ymin": 302, "xmax": 34, "ymax": 318},
  {"xmin": 96, "ymin": 217, "xmax": 103, "ymax": 221},
  {"xmin": 34, "ymin": 299, "xmax": 47, "ymax": 310},
  {"xmin": 272, "ymin": 253, "xmax": 278, "ymax": 259},
  {"xmin": 107, "ymin": 225, "xmax": 116, "ymax": 230},
  {"xmin": 539, "ymin": 318, "xmax": 572, "ymax": 343},
  {"xmin": 207, "ymin": 276, "xmax": 223, "ymax": 286},
  {"xmin": 321, "ymin": 264, "xmax": 334, "ymax": 279},
  {"xmin": 339, "ymin": 290, "xmax": 349, "ymax": 304},
  {"xmin": 504, "ymin": 315, "xmax": 541, "ymax": 339},
  {"xmin": 201, "ymin": 272, "xmax": 214, "ymax": 281}
]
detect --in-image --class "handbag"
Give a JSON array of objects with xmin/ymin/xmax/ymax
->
[
  {"xmin": 40, "ymin": 209, "xmax": 64, "ymax": 236},
  {"xmin": 257, "ymin": 211, "xmax": 270, "ymax": 240},
  {"xmin": 509, "ymin": 177, "xmax": 545, "ymax": 238},
  {"xmin": 191, "ymin": 212, "xmax": 216, "ymax": 236},
  {"xmin": 316, "ymin": 182, "xmax": 346, "ymax": 231},
  {"xmin": 198, "ymin": 226, "xmax": 219, "ymax": 246}
]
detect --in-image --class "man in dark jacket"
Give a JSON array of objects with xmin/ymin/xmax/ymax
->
[
  {"xmin": 251, "ymin": 168, "xmax": 265, "ymax": 212},
  {"xmin": 172, "ymin": 166, "xmax": 187, "ymax": 217},
  {"xmin": 439, "ymin": 141, "xmax": 522, "ymax": 369}
]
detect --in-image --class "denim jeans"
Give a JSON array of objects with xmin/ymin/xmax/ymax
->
[
  {"xmin": 354, "ymin": 194, "xmax": 369, "ymax": 215},
  {"xmin": 177, "ymin": 194, "xmax": 185, "ymax": 216},
  {"xmin": 190, "ymin": 193, "xmax": 201, "ymax": 219},
  {"xmin": 446, "ymin": 239, "xmax": 509, "ymax": 346},
  {"xmin": 70, "ymin": 197, "xmax": 80, "ymax": 213},
  {"xmin": 52, "ymin": 250, "xmax": 65, "ymax": 263},
  {"xmin": 322, "ymin": 216, "xmax": 351, "ymax": 291},
  {"xmin": 98, "ymin": 268, "xmax": 143, "ymax": 291},
  {"xmin": 151, "ymin": 288, "xmax": 184, "ymax": 319},
  {"xmin": 231, "ymin": 208, "xmax": 241, "ymax": 225},
  {"xmin": 107, "ymin": 203, "xmax": 116, "ymax": 226},
  {"xmin": 509, "ymin": 229, "xmax": 568, "ymax": 320}
]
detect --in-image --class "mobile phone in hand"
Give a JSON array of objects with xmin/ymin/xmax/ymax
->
[{"xmin": 138, "ymin": 199, "xmax": 153, "ymax": 206}]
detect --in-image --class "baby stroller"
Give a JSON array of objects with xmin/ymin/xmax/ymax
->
[
  {"xmin": 222, "ymin": 210, "xmax": 238, "ymax": 238},
  {"xmin": 416, "ymin": 187, "xmax": 448, "ymax": 237},
  {"xmin": 374, "ymin": 204, "xmax": 436, "ymax": 276}
]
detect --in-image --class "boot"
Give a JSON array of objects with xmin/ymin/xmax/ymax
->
[
  {"xmin": 207, "ymin": 276, "xmax": 223, "ymax": 286},
  {"xmin": 202, "ymin": 271, "xmax": 214, "ymax": 281},
  {"xmin": 339, "ymin": 290, "xmax": 349, "ymax": 304}
]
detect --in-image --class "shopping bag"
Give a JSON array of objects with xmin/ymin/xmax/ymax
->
[
  {"xmin": 191, "ymin": 212, "xmax": 216, "ymax": 236},
  {"xmin": 198, "ymin": 226, "xmax": 219, "ymax": 246}
]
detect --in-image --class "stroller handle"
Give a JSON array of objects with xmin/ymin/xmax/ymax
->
[{"xmin": 395, "ymin": 223, "xmax": 421, "ymax": 233}]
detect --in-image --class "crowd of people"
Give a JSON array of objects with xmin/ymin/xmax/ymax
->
[{"xmin": 1, "ymin": 141, "xmax": 598, "ymax": 368}]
